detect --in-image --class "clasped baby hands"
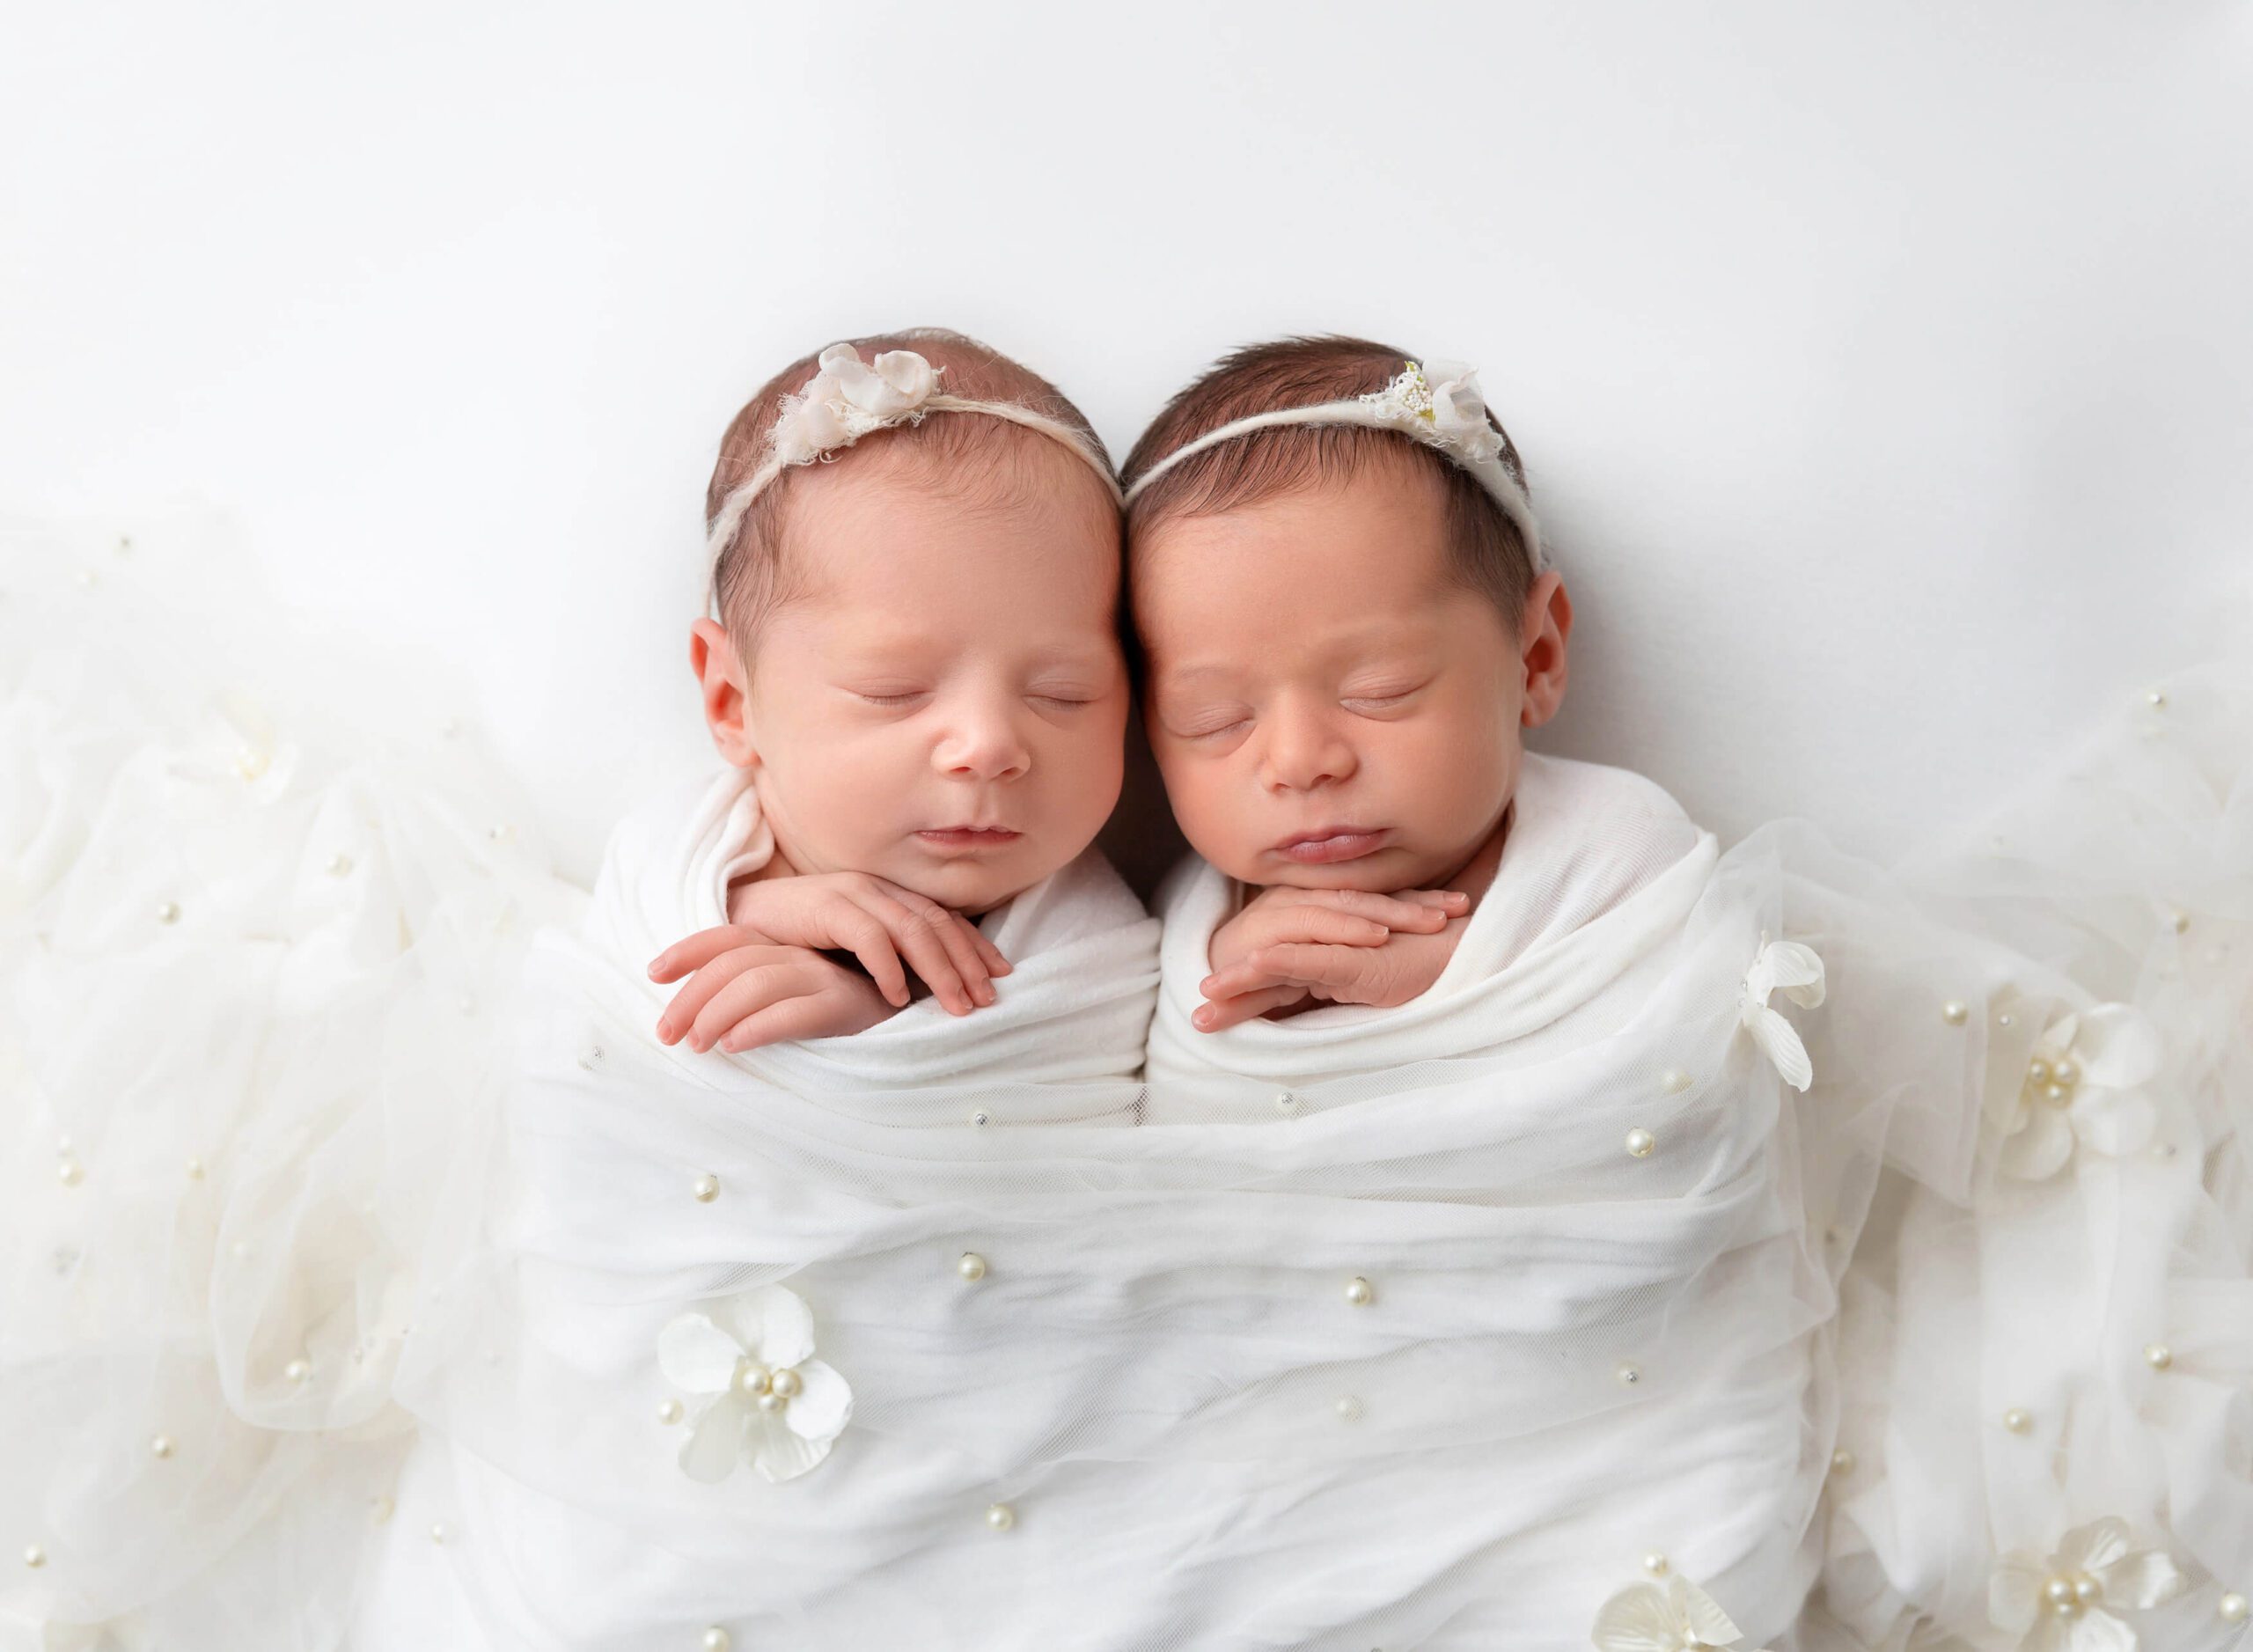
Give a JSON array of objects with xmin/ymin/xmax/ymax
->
[
  {"xmin": 1193, "ymin": 884, "xmax": 1471, "ymax": 1032},
  {"xmin": 649, "ymin": 872, "xmax": 1011, "ymax": 1054}
]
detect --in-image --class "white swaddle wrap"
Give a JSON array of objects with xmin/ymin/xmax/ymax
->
[
  {"xmin": 6, "ymin": 527, "xmax": 2249, "ymax": 1652},
  {"xmin": 366, "ymin": 756, "xmax": 1899, "ymax": 1649}
]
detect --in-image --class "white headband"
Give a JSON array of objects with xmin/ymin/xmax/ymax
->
[
  {"xmin": 1122, "ymin": 359, "xmax": 1550, "ymax": 574},
  {"xmin": 705, "ymin": 342, "xmax": 1121, "ymax": 573}
]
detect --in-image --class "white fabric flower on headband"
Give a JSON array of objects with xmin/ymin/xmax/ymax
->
[
  {"xmin": 769, "ymin": 342, "xmax": 943, "ymax": 468},
  {"xmin": 1359, "ymin": 360, "xmax": 1513, "ymax": 472}
]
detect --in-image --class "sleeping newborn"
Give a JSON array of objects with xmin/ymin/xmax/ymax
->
[
  {"xmin": 1131, "ymin": 336, "xmax": 1710, "ymax": 1120},
  {"xmin": 606, "ymin": 329, "xmax": 1160, "ymax": 1105}
]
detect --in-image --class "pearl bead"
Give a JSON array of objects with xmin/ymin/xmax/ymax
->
[
  {"xmin": 150, "ymin": 1435, "xmax": 173, "ymax": 1458},
  {"xmin": 1334, "ymin": 1395, "xmax": 1363, "ymax": 1422},
  {"xmin": 770, "ymin": 1367, "xmax": 803, "ymax": 1399},
  {"xmin": 369, "ymin": 1495, "xmax": 394, "ymax": 1524},
  {"xmin": 1617, "ymin": 1362, "xmax": 1641, "ymax": 1385},
  {"xmin": 185, "ymin": 1156, "xmax": 204, "ymax": 1179},
  {"xmin": 2044, "ymin": 1083, "xmax": 2068, "ymax": 1105},
  {"xmin": 755, "ymin": 1390, "xmax": 786, "ymax": 1413},
  {"xmin": 958, "ymin": 1252, "xmax": 988, "ymax": 1281},
  {"xmin": 1661, "ymin": 1068, "xmax": 1692, "ymax": 1094},
  {"xmin": 24, "ymin": 1545, "xmax": 47, "ymax": 1568},
  {"xmin": 734, "ymin": 1362, "xmax": 771, "ymax": 1397},
  {"xmin": 1343, "ymin": 1276, "xmax": 1374, "ymax": 1307},
  {"xmin": 703, "ymin": 1630, "xmax": 732, "ymax": 1652},
  {"xmin": 2219, "ymin": 1591, "xmax": 2249, "ymax": 1624},
  {"xmin": 1941, "ymin": 1000, "xmax": 1969, "ymax": 1026},
  {"xmin": 57, "ymin": 1158, "xmax": 84, "ymax": 1187},
  {"xmin": 2145, "ymin": 1343, "xmax": 2173, "ymax": 1370},
  {"xmin": 327, "ymin": 853, "xmax": 353, "ymax": 877},
  {"xmin": 1997, "ymin": 1012, "xmax": 2014, "ymax": 1028},
  {"xmin": 2051, "ymin": 1058, "xmax": 2076, "ymax": 1085},
  {"xmin": 1274, "ymin": 1090, "xmax": 1297, "ymax": 1113},
  {"xmin": 1830, "ymin": 1448, "xmax": 1856, "ymax": 1476},
  {"xmin": 986, "ymin": 1502, "xmax": 1016, "ymax": 1531},
  {"xmin": 2003, "ymin": 1406, "xmax": 2033, "ymax": 1433},
  {"xmin": 657, "ymin": 1399, "xmax": 683, "ymax": 1425},
  {"xmin": 1641, "ymin": 1551, "xmax": 1669, "ymax": 1576},
  {"xmin": 2147, "ymin": 688, "xmax": 2167, "ymax": 709},
  {"xmin": 693, "ymin": 1173, "xmax": 720, "ymax": 1203},
  {"xmin": 429, "ymin": 1521, "xmax": 451, "ymax": 1545},
  {"xmin": 2045, "ymin": 1575, "xmax": 2075, "ymax": 1607},
  {"xmin": 2169, "ymin": 907, "xmax": 2191, "ymax": 935},
  {"xmin": 971, "ymin": 1110, "xmax": 991, "ymax": 1127},
  {"xmin": 2074, "ymin": 1574, "xmax": 2101, "ymax": 1606},
  {"xmin": 284, "ymin": 1357, "xmax": 311, "ymax": 1384},
  {"xmin": 156, "ymin": 900, "xmax": 180, "ymax": 924},
  {"xmin": 1625, "ymin": 1127, "xmax": 1655, "ymax": 1158},
  {"xmin": 2028, "ymin": 1059, "xmax": 2050, "ymax": 1084}
]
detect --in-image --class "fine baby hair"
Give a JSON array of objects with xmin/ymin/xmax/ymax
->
[
  {"xmin": 704, "ymin": 328, "xmax": 1121, "ymax": 642},
  {"xmin": 1121, "ymin": 335, "xmax": 1547, "ymax": 636}
]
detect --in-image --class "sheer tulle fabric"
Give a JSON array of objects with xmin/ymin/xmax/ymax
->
[{"xmin": 4, "ymin": 525, "xmax": 2249, "ymax": 1651}]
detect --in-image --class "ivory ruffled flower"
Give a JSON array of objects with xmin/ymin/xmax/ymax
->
[
  {"xmin": 1988, "ymin": 1517, "xmax": 2187, "ymax": 1650},
  {"xmin": 767, "ymin": 342, "xmax": 942, "ymax": 468},
  {"xmin": 658, "ymin": 1283, "xmax": 854, "ymax": 1484},
  {"xmin": 1592, "ymin": 1574, "xmax": 1771, "ymax": 1652},
  {"xmin": 1739, "ymin": 938, "xmax": 1826, "ymax": 1091},
  {"xmin": 1997, "ymin": 1005, "xmax": 2161, "ymax": 1180},
  {"xmin": 1358, "ymin": 359, "xmax": 1512, "ymax": 469}
]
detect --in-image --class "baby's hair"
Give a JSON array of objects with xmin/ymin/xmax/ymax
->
[
  {"xmin": 1120, "ymin": 335, "xmax": 1538, "ymax": 636},
  {"xmin": 707, "ymin": 327, "xmax": 1118, "ymax": 645}
]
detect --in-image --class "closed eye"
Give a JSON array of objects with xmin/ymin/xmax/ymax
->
[
  {"xmin": 1342, "ymin": 689, "xmax": 1420, "ymax": 713},
  {"xmin": 855, "ymin": 691, "xmax": 928, "ymax": 708}
]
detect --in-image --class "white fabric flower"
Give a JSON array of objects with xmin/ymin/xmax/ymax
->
[
  {"xmin": 1359, "ymin": 359, "xmax": 1509, "ymax": 468},
  {"xmin": 767, "ymin": 342, "xmax": 942, "ymax": 468},
  {"xmin": 1592, "ymin": 1574, "xmax": 1771, "ymax": 1652},
  {"xmin": 1988, "ymin": 1517, "xmax": 2187, "ymax": 1650},
  {"xmin": 657, "ymin": 1284, "xmax": 854, "ymax": 1484},
  {"xmin": 1997, "ymin": 1005, "xmax": 2161, "ymax": 1180},
  {"xmin": 1739, "ymin": 939, "xmax": 1826, "ymax": 1091}
]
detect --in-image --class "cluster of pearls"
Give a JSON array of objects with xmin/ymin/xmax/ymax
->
[
  {"xmin": 2024, "ymin": 1053, "xmax": 2081, "ymax": 1112},
  {"xmin": 733, "ymin": 1355, "xmax": 804, "ymax": 1416},
  {"xmin": 2039, "ymin": 1567, "xmax": 2106, "ymax": 1619}
]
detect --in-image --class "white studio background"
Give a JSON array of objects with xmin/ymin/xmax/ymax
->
[{"xmin": 4, "ymin": 2, "xmax": 2249, "ymax": 888}]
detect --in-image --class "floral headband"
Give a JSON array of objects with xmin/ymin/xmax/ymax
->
[
  {"xmin": 705, "ymin": 342, "xmax": 1122, "ymax": 572},
  {"xmin": 1121, "ymin": 359, "xmax": 1551, "ymax": 574}
]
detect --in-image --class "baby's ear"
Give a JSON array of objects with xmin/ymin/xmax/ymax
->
[
  {"xmin": 1518, "ymin": 570, "xmax": 1573, "ymax": 728},
  {"xmin": 688, "ymin": 617, "xmax": 760, "ymax": 767}
]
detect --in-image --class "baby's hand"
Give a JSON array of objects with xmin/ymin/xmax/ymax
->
[
  {"xmin": 687, "ymin": 870, "xmax": 1010, "ymax": 1017},
  {"xmin": 646, "ymin": 936, "xmax": 898, "ymax": 1054},
  {"xmin": 1195, "ymin": 885, "xmax": 1470, "ymax": 1032}
]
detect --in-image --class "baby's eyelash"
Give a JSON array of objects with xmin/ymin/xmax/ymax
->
[{"xmin": 856, "ymin": 691, "xmax": 926, "ymax": 708}]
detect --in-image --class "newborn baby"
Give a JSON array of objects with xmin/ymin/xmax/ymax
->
[
  {"xmin": 1132, "ymin": 336, "xmax": 1711, "ymax": 1118},
  {"xmin": 597, "ymin": 329, "xmax": 1159, "ymax": 1090}
]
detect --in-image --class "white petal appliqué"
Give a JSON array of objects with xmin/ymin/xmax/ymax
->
[
  {"xmin": 657, "ymin": 1284, "xmax": 850, "ymax": 1486},
  {"xmin": 1740, "ymin": 940, "xmax": 1825, "ymax": 1091}
]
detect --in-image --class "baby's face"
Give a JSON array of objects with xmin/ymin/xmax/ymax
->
[
  {"xmin": 723, "ymin": 444, "xmax": 1127, "ymax": 914},
  {"xmin": 1134, "ymin": 459, "xmax": 1561, "ymax": 894}
]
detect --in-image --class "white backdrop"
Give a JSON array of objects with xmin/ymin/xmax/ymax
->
[{"xmin": 4, "ymin": 2, "xmax": 2248, "ymax": 888}]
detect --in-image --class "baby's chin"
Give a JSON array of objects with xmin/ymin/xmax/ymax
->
[
  {"xmin": 885, "ymin": 842, "xmax": 1072, "ymax": 917},
  {"xmin": 1222, "ymin": 846, "xmax": 1441, "ymax": 898}
]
